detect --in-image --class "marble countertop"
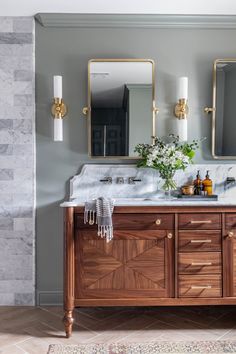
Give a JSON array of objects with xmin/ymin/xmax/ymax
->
[{"xmin": 60, "ymin": 196, "xmax": 236, "ymax": 207}]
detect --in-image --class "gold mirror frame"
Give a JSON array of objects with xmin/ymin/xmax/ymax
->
[
  {"xmin": 210, "ymin": 58, "xmax": 236, "ymax": 159},
  {"xmin": 84, "ymin": 58, "xmax": 158, "ymax": 159}
]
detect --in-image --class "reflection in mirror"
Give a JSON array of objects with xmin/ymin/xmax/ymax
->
[
  {"xmin": 88, "ymin": 60, "xmax": 155, "ymax": 158},
  {"xmin": 214, "ymin": 59, "xmax": 236, "ymax": 158}
]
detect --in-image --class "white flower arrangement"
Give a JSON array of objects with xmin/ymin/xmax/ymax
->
[{"xmin": 135, "ymin": 135, "xmax": 201, "ymax": 191}]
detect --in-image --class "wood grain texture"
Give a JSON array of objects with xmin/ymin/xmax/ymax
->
[
  {"xmin": 75, "ymin": 230, "xmax": 174, "ymax": 299},
  {"xmin": 63, "ymin": 207, "xmax": 75, "ymax": 338},
  {"xmin": 178, "ymin": 231, "xmax": 221, "ymax": 252},
  {"xmin": 76, "ymin": 213, "xmax": 174, "ymax": 230},
  {"xmin": 75, "ymin": 297, "xmax": 236, "ymax": 306},
  {"xmin": 226, "ymin": 213, "xmax": 236, "ymax": 229},
  {"xmin": 179, "ymin": 275, "xmax": 222, "ymax": 298},
  {"xmin": 178, "ymin": 252, "xmax": 222, "ymax": 274},
  {"xmin": 178, "ymin": 213, "xmax": 221, "ymax": 230}
]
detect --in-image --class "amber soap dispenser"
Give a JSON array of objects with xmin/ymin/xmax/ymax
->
[{"xmin": 203, "ymin": 170, "xmax": 213, "ymax": 195}]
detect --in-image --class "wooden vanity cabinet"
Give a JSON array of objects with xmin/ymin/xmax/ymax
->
[{"xmin": 63, "ymin": 206, "xmax": 236, "ymax": 338}]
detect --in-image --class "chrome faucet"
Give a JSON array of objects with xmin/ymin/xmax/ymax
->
[
  {"xmin": 128, "ymin": 177, "xmax": 142, "ymax": 184},
  {"xmin": 99, "ymin": 176, "xmax": 112, "ymax": 184}
]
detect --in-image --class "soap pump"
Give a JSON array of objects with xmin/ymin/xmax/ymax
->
[{"xmin": 203, "ymin": 170, "xmax": 213, "ymax": 195}]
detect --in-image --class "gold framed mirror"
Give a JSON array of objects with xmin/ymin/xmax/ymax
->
[
  {"xmin": 209, "ymin": 58, "xmax": 236, "ymax": 159},
  {"xmin": 84, "ymin": 59, "xmax": 157, "ymax": 158}
]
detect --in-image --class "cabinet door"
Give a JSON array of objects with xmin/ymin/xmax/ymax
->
[
  {"xmin": 75, "ymin": 230, "xmax": 174, "ymax": 299},
  {"xmin": 223, "ymin": 229, "xmax": 236, "ymax": 297}
]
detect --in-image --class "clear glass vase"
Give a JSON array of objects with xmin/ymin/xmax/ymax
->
[{"xmin": 161, "ymin": 176, "xmax": 177, "ymax": 199}]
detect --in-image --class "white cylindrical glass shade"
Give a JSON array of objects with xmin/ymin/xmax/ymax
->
[
  {"xmin": 54, "ymin": 118, "xmax": 63, "ymax": 141},
  {"xmin": 53, "ymin": 75, "xmax": 62, "ymax": 98},
  {"xmin": 176, "ymin": 119, "xmax": 187, "ymax": 142},
  {"xmin": 177, "ymin": 77, "xmax": 188, "ymax": 100}
]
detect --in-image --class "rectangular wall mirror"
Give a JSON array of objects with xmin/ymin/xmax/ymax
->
[
  {"xmin": 212, "ymin": 59, "xmax": 236, "ymax": 159},
  {"xmin": 86, "ymin": 59, "xmax": 156, "ymax": 158}
]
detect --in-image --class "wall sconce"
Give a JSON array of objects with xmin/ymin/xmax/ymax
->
[
  {"xmin": 174, "ymin": 77, "xmax": 188, "ymax": 141},
  {"xmin": 51, "ymin": 75, "xmax": 68, "ymax": 141}
]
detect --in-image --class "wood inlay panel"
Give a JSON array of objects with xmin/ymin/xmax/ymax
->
[{"xmin": 75, "ymin": 230, "xmax": 174, "ymax": 298}]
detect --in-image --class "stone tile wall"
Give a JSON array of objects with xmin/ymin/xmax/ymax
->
[{"xmin": 0, "ymin": 17, "xmax": 35, "ymax": 305}]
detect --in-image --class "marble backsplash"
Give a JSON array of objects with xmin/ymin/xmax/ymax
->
[{"xmin": 69, "ymin": 164, "xmax": 236, "ymax": 201}]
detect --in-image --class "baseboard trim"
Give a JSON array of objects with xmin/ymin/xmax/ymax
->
[{"xmin": 37, "ymin": 290, "xmax": 63, "ymax": 306}]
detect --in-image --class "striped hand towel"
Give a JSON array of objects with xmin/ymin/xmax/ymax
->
[{"xmin": 84, "ymin": 197, "xmax": 114, "ymax": 242}]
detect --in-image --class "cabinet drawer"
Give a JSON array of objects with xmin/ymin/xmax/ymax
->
[
  {"xmin": 178, "ymin": 231, "xmax": 221, "ymax": 252},
  {"xmin": 76, "ymin": 213, "xmax": 174, "ymax": 230},
  {"xmin": 178, "ymin": 252, "xmax": 222, "ymax": 274},
  {"xmin": 226, "ymin": 214, "xmax": 236, "ymax": 229},
  {"xmin": 179, "ymin": 214, "xmax": 221, "ymax": 229},
  {"xmin": 179, "ymin": 275, "xmax": 222, "ymax": 297}
]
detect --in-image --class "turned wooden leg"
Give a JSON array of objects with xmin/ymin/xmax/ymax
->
[{"xmin": 63, "ymin": 310, "xmax": 74, "ymax": 338}]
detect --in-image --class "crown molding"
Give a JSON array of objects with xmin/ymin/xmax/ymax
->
[{"xmin": 35, "ymin": 13, "xmax": 236, "ymax": 29}]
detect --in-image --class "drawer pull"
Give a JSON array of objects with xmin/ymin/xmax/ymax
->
[
  {"xmin": 228, "ymin": 231, "xmax": 234, "ymax": 238},
  {"xmin": 190, "ymin": 239, "xmax": 212, "ymax": 243},
  {"xmin": 155, "ymin": 219, "xmax": 161, "ymax": 225},
  {"xmin": 191, "ymin": 285, "xmax": 212, "ymax": 289},
  {"xmin": 190, "ymin": 220, "xmax": 212, "ymax": 224},
  {"xmin": 167, "ymin": 233, "xmax": 173, "ymax": 239},
  {"xmin": 191, "ymin": 262, "xmax": 212, "ymax": 266}
]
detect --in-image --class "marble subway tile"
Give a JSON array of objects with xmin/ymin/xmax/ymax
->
[
  {"xmin": 0, "ymin": 217, "xmax": 13, "ymax": 230},
  {"xmin": 13, "ymin": 82, "xmax": 33, "ymax": 95},
  {"xmin": 14, "ymin": 94, "xmax": 32, "ymax": 106},
  {"xmin": 0, "ymin": 156, "xmax": 33, "ymax": 169},
  {"xmin": 0, "ymin": 293, "xmax": 14, "ymax": 305},
  {"xmin": 0, "ymin": 144, "xmax": 13, "ymax": 155},
  {"xmin": 0, "ymin": 44, "xmax": 33, "ymax": 57},
  {"xmin": 0, "ymin": 194, "xmax": 13, "ymax": 205},
  {"xmin": 0, "ymin": 238, "xmax": 32, "ymax": 255},
  {"xmin": 0, "ymin": 105, "xmax": 34, "ymax": 119},
  {"xmin": 0, "ymin": 280, "xmax": 34, "ymax": 293},
  {"xmin": 0, "ymin": 119, "xmax": 13, "ymax": 129},
  {"xmin": 13, "ymin": 18, "xmax": 33, "ymax": 33},
  {"xmin": 13, "ymin": 218, "xmax": 33, "ymax": 232},
  {"xmin": 0, "ymin": 181, "xmax": 13, "ymax": 193},
  {"xmin": 13, "ymin": 119, "xmax": 32, "ymax": 133},
  {"xmin": 13, "ymin": 193, "xmax": 33, "ymax": 207},
  {"xmin": 0, "ymin": 18, "xmax": 13, "ymax": 32},
  {"xmin": 13, "ymin": 144, "xmax": 33, "ymax": 156},
  {"xmin": 0, "ymin": 230, "xmax": 33, "ymax": 239},
  {"xmin": 0, "ymin": 169, "xmax": 14, "ymax": 181},
  {"xmin": 12, "ymin": 131, "xmax": 33, "ymax": 144},
  {"xmin": 0, "ymin": 130, "xmax": 13, "ymax": 143},
  {"xmin": 14, "ymin": 70, "xmax": 33, "ymax": 81},
  {"xmin": 0, "ymin": 206, "xmax": 32, "ymax": 218},
  {"xmin": 14, "ymin": 292, "xmax": 34, "ymax": 305},
  {"xmin": 0, "ymin": 33, "xmax": 32, "ymax": 44},
  {"xmin": 0, "ymin": 94, "xmax": 14, "ymax": 106},
  {"xmin": 0, "ymin": 16, "xmax": 35, "ymax": 305},
  {"xmin": 0, "ymin": 255, "xmax": 33, "ymax": 280}
]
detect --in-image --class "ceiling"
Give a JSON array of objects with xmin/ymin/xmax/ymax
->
[{"xmin": 2, "ymin": 0, "xmax": 236, "ymax": 16}]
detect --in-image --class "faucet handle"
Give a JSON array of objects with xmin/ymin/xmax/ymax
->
[
  {"xmin": 128, "ymin": 177, "xmax": 142, "ymax": 184},
  {"xmin": 99, "ymin": 176, "xmax": 112, "ymax": 184}
]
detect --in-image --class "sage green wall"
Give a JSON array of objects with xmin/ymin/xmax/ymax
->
[{"xmin": 36, "ymin": 20, "xmax": 236, "ymax": 304}]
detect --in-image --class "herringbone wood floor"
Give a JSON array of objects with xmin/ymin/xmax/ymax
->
[{"xmin": 0, "ymin": 306, "xmax": 236, "ymax": 353}]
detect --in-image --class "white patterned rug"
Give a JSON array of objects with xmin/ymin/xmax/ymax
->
[{"xmin": 48, "ymin": 340, "xmax": 236, "ymax": 353}]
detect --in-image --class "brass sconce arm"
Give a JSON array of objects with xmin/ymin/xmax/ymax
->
[
  {"xmin": 174, "ymin": 98, "xmax": 189, "ymax": 119},
  {"xmin": 51, "ymin": 98, "xmax": 68, "ymax": 119}
]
